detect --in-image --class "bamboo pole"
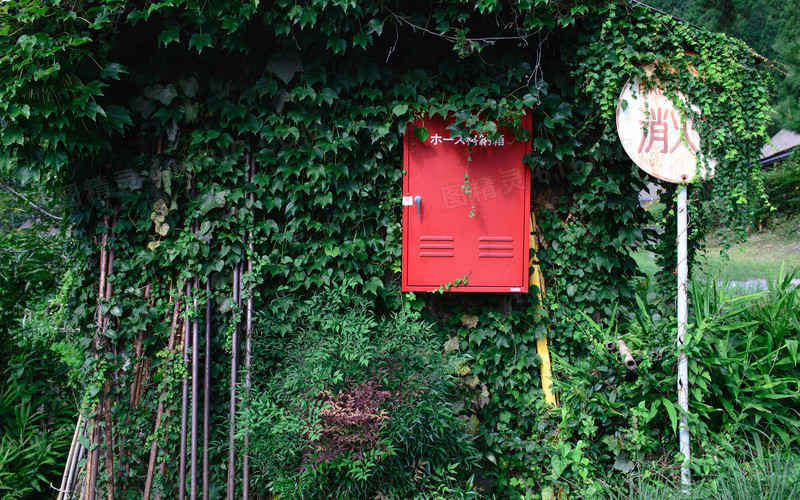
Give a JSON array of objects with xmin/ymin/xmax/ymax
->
[
  {"xmin": 65, "ymin": 438, "xmax": 85, "ymax": 498},
  {"xmin": 56, "ymin": 414, "xmax": 83, "ymax": 500},
  {"xmin": 203, "ymin": 279, "xmax": 211, "ymax": 500}
]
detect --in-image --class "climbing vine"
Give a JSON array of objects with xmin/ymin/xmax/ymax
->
[{"xmin": 0, "ymin": 0, "xmax": 775, "ymax": 498}]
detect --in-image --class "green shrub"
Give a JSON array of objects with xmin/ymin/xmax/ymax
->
[
  {"xmin": 761, "ymin": 152, "xmax": 800, "ymax": 217},
  {"xmin": 242, "ymin": 286, "xmax": 478, "ymax": 499},
  {"xmin": 543, "ymin": 268, "xmax": 800, "ymax": 498},
  {"xmin": 0, "ymin": 350, "xmax": 75, "ymax": 499}
]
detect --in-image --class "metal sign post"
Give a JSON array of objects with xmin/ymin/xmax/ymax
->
[
  {"xmin": 616, "ymin": 64, "xmax": 716, "ymax": 488},
  {"xmin": 676, "ymin": 184, "xmax": 690, "ymax": 486}
]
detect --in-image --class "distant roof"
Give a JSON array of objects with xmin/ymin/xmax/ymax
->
[{"xmin": 761, "ymin": 129, "xmax": 800, "ymax": 159}]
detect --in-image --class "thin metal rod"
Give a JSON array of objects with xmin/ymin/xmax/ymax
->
[
  {"xmin": 203, "ymin": 279, "xmax": 211, "ymax": 500},
  {"xmin": 103, "ymin": 209, "xmax": 117, "ymax": 500},
  {"xmin": 180, "ymin": 279, "xmax": 192, "ymax": 499},
  {"xmin": 227, "ymin": 263, "xmax": 240, "ymax": 499},
  {"xmin": 144, "ymin": 291, "xmax": 181, "ymax": 500},
  {"xmin": 191, "ymin": 274, "xmax": 199, "ymax": 500},
  {"xmin": 243, "ymin": 154, "xmax": 255, "ymax": 500},
  {"xmin": 677, "ymin": 185, "xmax": 691, "ymax": 486},
  {"xmin": 130, "ymin": 282, "xmax": 152, "ymax": 407},
  {"xmin": 86, "ymin": 423, "xmax": 100, "ymax": 500}
]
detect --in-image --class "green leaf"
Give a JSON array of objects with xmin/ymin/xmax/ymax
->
[
  {"xmin": 198, "ymin": 190, "xmax": 228, "ymax": 213},
  {"xmin": 414, "ymin": 126, "xmax": 429, "ymax": 142},
  {"xmin": 266, "ymin": 52, "xmax": 303, "ymax": 84},
  {"xmin": 392, "ymin": 104, "xmax": 408, "ymax": 116},
  {"xmin": 663, "ymin": 397, "xmax": 678, "ymax": 433},
  {"xmin": 444, "ymin": 337, "xmax": 459, "ymax": 353},
  {"xmin": 106, "ymin": 105, "xmax": 133, "ymax": 130},
  {"xmin": 158, "ymin": 25, "xmax": 180, "ymax": 47},
  {"xmin": 145, "ymin": 84, "xmax": 178, "ymax": 105},
  {"xmin": 188, "ymin": 33, "xmax": 213, "ymax": 53},
  {"xmin": 100, "ymin": 62, "xmax": 127, "ymax": 80},
  {"xmin": 613, "ymin": 451, "xmax": 635, "ymax": 473}
]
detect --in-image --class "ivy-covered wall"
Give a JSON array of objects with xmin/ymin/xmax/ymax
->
[{"xmin": 0, "ymin": 0, "xmax": 773, "ymax": 498}]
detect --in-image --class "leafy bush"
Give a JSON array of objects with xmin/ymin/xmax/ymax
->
[
  {"xmin": 242, "ymin": 286, "xmax": 478, "ymax": 499},
  {"xmin": 0, "ymin": 350, "xmax": 75, "ymax": 499},
  {"xmin": 760, "ymin": 152, "xmax": 800, "ymax": 218},
  {"xmin": 543, "ymin": 268, "xmax": 800, "ymax": 497}
]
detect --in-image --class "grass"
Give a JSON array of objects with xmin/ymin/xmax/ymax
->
[
  {"xmin": 632, "ymin": 214, "xmax": 800, "ymax": 282},
  {"xmin": 699, "ymin": 232, "xmax": 800, "ymax": 282}
]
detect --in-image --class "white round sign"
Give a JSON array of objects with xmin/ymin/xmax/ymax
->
[{"xmin": 616, "ymin": 66, "xmax": 715, "ymax": 184}]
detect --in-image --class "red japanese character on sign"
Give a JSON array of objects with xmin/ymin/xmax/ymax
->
[
  {"xmin": 441, "ymin": 183, "xmax": 468, "ymax": 210},
  {"xmin": 638, "ymin": 107, "xmax": 699, "ymax": 154},
  {"xmin": 667, "ymin": 110, "xmax": 698, "ymax": 152},
  {"xmin": 638, "ymin": 107, "xmax": 670, "ymax": 154}
]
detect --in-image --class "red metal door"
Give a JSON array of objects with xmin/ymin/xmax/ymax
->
[{"xmin": 402, "ymin": 114, "xmax": 531, "ymax": 292}]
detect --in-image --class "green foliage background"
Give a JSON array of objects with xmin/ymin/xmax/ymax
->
[
  {"xmin": 0, "ymin": 0, "xmax": 777, "ymax": 498},
  {"xmin": 650, "ymin": 0, "xmax": 800, "ymax": 132}
]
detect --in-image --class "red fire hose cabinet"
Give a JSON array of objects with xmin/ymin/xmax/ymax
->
[{"xmin": 401, "ymin": 114, "xmax": 532, "ymax": 292}]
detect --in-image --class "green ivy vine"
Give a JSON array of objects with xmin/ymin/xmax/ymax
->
[{"xmin": 0, "ymin": 0, "xmax": 776, "ymax": 497}]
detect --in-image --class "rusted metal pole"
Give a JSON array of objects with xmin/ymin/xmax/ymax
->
[
  {"xmin": 227, "ymin": 262, "xmax": 240, "ymax": 500},
  {"xmin": 103, "ymin": 206, "xmax": 117, "ymax": 500},
  {"xmin": 203, "ymin": 279, "xmax": 211, "ymax": 500},
  {"xmin": 86, "ymin": 205, "xmax": 111, "ymax": 500},
  {"xmin": 179, "ymin": 278, "xmax": 192, "ymax": 499},
  {"xmin": 143, "ymin": 291, "xmax": 182, "ymax": 500},
  {"xmin": 130, "ymin": 282, "xmax": 152, "ymax": 407}
]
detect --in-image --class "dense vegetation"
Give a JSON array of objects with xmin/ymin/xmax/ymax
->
[
  {"xmin": 0, "ymin": 0, "xmax": 788, "ymax": 498},
  {"xmin": 650, "ymin": 0, "xmax": 800, "ymax": 132}
]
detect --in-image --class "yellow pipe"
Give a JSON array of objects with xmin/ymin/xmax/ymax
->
[{"xmin": 530, "ymin": 212, "xmax": 557, "ymax": 407}]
